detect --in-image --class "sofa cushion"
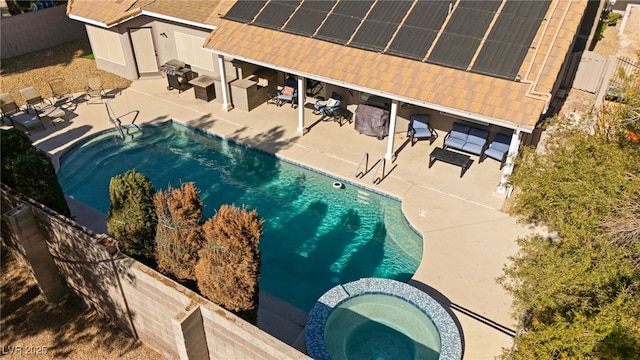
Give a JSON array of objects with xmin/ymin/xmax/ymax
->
[
  {"xmin": 466, "ymin": 127, "xmax": 489, "ymax": 146},
  {"xmin": 490, "ymin": 141, "xmax": 510, "ymax": 153},
  {"xmin": 444, "ymin": 137, "xmax": 466, "ymax": 149},
  {"xmin": 462, "ymin": 142, "xmax": 484, "ymax": 155},
  {"xmin": 485, "ymin": 147, "xmax": 507, "ymax": 161},
  {"xmin": 449, "ymin": 123, "xmax": 470, "ymax": 140}
]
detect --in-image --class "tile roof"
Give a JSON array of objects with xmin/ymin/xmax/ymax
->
[
  {"xmin": 67, "ymin": 0, "xmax": 224, "ymax": 27},
  {"xmin": 202, "ymin": 0, "xmax": 589, "ymax": 131},
  {"xmin": 67, "ymin": 0, "xmax": 143, "ymax": 25},
  {"xmin": 141, "ymin": 0, "xmax": 223, "ymax": 26},
  {"xmin": 67, "ymin": 0, "xmax": 589, "ymax": 132}
]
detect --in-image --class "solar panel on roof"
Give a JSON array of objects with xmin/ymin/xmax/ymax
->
[
  {"xmin": 315, "ymin": 14, "xmax": 361, "ymax": 44},
  {"xmin": 426, "ymin": 1, "xmax": 500, "ymax": 69},
  {"xmin": 472, "ymin": 41, "xmax": 528, "ymax": 79},
  {"xmin": 223, "ymin": 0, "xmax": 266, "ymax": 24},
  {"xmin": 428, "ymin": 33, "xmax": 481, "ymax": 70},
  {"xmin": 441, "ymin": 7, "xmax": 495, "ymax": 38},
  {"xmin": 501, "ymin": 0, "xmax": 550, "ymax": 18},
  {"xmin": 283, "ymin": 0, "xmax": 333, "ymax": 36},
  {"xmin": 487, "ymin": 15, "xmax": 541, "ymax": 44},
  {"xmin": 350, "ymin": 1, "xmax": 412, "ymax": 52},
  {"xmin": 315, "ymin": 0, "xmax": 373, "ymax": 44},
  {"xmin": 222, "ymin": 0, "xmax": 552, "ymax": 83},
  {"xmin": 364, "ymin": 0, "xmax": 409, "ymax": 23},
  {"xmin": 253, "ymin": 1, "xmax": 300, "ymax": 30},
  {"xmin": 402, "ymin": 1, "xmax": 450, "ymax": 30},
  {"xmin": 457, "ymin": 0, "xmax": 501, "ymax": 11},
  {"xmin": 386, "ymin": 27, "xmax": 438, "ymax": 60},
  {"xmin": 386, "ymin": 1, "xmax": 449, "ymax": 59},
  {"xmin": 331, "ymin": 0, "xmax": 374, "ymax": 17},
  {"xmin": 350, "ymin": 22, "xmax": 398, "ymax": 52},
  {"xmin": 471, "ymin": 0, "xmax": 550, "ymax": 79}
]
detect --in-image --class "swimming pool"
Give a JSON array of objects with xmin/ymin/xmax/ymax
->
[{"xmin": 57, "ymin": 122, "xmax": 423, "ymax": 311}]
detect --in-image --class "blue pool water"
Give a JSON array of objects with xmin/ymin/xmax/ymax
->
[{"xmin": 57, "ymin": 122, "xmax": 423, "ymax": 311}]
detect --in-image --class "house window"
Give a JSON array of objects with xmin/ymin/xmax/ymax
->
[
  {"xmin": 174, "ymin": 32, "xmax": 214, "ymax": 71},
  {"xmin": 86, "ymin": 26, "xmax": 126, "ymax": 65}
]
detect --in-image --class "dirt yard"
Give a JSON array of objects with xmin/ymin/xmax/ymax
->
[
  {"xmin": 0, "ymin": 247, "xmax": 164, "ymax": 359},
  {"xmin": 0, "ymin": 39, "xmax": 132, "ymax": 107}
]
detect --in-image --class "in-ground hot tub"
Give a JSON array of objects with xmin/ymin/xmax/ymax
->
[{"xmin": 306, "ymin": 278, "xmax": 462, "ymax": 360}]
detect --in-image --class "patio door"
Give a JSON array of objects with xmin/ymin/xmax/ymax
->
[{"xmin": 130, "ymin": 28, "xmax": 158, "ymax": 75}]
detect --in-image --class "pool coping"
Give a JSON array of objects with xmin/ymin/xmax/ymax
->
[{"xmin": 305, "ymin": 277, "xmax": 462, "ymax": 360}]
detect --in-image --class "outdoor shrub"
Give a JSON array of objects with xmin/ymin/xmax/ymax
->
[
  {"xmin": 154, "ymin": 182, "xmax": 204, "ymax": 281},
  {"xmin": 107, "ymin": 169, "xmax": 157, "ymax": 260},
  {"xmin": 1, "ymin": 128, "xmax": 35, "ymax": 189},
  {"xmin": 0, "ymin": 129, "xmax": 70, "ymax": 217},
  {"xmin": 196, "ymin": 204, "xmax": 263, "ymax": 324}
]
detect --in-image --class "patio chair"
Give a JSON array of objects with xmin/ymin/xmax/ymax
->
[
  {"xmin": 18, "ymin": 86, "xmax": 48, "ymax": 108},
  {"xmin": 48, "ymin": 78, "xmax": 72, "ymax": 104},
  {"xmin": 18, "ymin": 86, "xmax": 66, "ymax": 123},
  {"xmin": 85, "ymin": 74, "xmax": 106, "ymax": 103},
  {"xmin": 0, "ymin": 92, "xmax": 45, "ymax": 134},
  {"xmin": 480, "ymin": 133, "xmax": 511, "ymax": 169},
  {"xmin": 0, "ymin": 92, "xmax": 22, "ymax": 122},
  {"xmin": 276, "ymin": 79, "xmax": 298, "ymax": 108},
  {"xmin": 313, "ymin": 91, "xmax": 342, "ymax": 116},
  {"xmin": 407, "ymin": 114, "xmax": 437, "ymax": 145}
]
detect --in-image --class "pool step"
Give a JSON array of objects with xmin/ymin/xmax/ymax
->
[{"xmin": 356, "ymin": 190, "xmax": 370, "ymax": 204}]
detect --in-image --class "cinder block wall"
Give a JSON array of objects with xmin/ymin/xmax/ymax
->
[
  {"xmin": 1, "ymin": 188, "xmax": 309, "ymax": 360},
  {"xmin": 0, "ymin": 5, "xmax": 88, "ymax": 59}
]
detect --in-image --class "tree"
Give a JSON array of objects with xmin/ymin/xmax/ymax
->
[
  {"xmin": 499, "ymin": 67, "xmax": 640, "ymax": 358},
  {"xmin": 107, "ymin": 169, "xmax": 157, "ymax": 260},
  {"xmin": 154, "ymin": 182, "xmax": 204, "ymax": 281},
  {"xmin": 1, "ymin": 128, "xmax": 71, "ymax": 217},
  {"xmin": 195, "ymin": 204, "xmax": 263, "ymax": 324}
]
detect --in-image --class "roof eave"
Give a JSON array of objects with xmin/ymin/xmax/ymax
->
[
  {"xmin": 204, "ymin": 47, "xmax": 537, "ymax": 133},
  {"xmin": 141, "ymin": 10, "xmax": 216, "ymax": 30}
]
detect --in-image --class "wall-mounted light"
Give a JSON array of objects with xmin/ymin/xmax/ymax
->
[{"xmin": 160, "ymin": 32, "xmax": 167, "ymax": 38}]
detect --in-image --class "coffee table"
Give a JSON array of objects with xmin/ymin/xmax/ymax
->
[{"xmin": 429, "ymin": 147, "xmax": 472, "ymax": 178}]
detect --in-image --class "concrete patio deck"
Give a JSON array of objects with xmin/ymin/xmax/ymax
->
[{"xmin": 23, "ymin": 78, "xmax": 544, "ymax": 359}]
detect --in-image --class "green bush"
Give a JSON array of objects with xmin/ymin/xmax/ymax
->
[
  {"xmin": 107, "ymin": 170, "xmax": 157, "ymax": 260},
  {"xmin": 1, "ymin": 128, "xmax": 71, "ymax": 217}
]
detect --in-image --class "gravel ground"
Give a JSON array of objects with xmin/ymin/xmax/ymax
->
[{"xmin": 0, "ymin": 39, "xmax": 132, "ymax": 107}]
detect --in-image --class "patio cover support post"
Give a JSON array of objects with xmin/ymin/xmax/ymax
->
[
  {"xmin": 497, "ymin": 129, "xmax": 521, "ymax": 195},
  {"xmin": 297, "ymin": 76, "xmax": 305, "ymax": 133},
  {"xmin": 217, "ymin": 54, "xmax": 233, "ymax": 111},
  {"xmin": 384, "ymin": 100, "xmax": 399, "ymax": 160}
]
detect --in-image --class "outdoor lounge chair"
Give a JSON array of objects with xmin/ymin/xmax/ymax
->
[
  {"xmin": 480, "ymin": 133, "xmax": 511, "ymax": 169},
  {"xmin": 18, "ymin": 86, "xmax": 47, "ymax": 108},
  {"xmin": 85, "ymin": 74, "xmax": 106, "ymax": 103},
  {"xmin": 18, "ymin": 86, "xmax": 66, "ymax": 123},
  {"xmin": 276, "ymin": 79, "xmax": 298, "ymax": 108},
  {"xmin": 0, "ymin": 92, "xmax": 45, "ymax": 134},
  {"xmin": 313, "ymin": 91, "xmax": 342, "ymax": 116},
  {"xmin": 0, "ymin": 92, "xmax": 22, "ymax": 122},
  {"xmin": 407, "ymin": 114, "xmax": 437, "ymax": 145},
  {"xmin": 48, "ymin": 78, "xmax": 72, "ymax": 104}
]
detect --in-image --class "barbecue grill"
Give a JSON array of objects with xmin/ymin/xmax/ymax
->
[{"xmin": 160, "ymin": 59, "xmax": 196, "ymax": 92}]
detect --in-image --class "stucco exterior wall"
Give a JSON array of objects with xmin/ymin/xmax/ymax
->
[{"xmin": 1, "ymin": 5, "xmax": 88, "ymax": 59}]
